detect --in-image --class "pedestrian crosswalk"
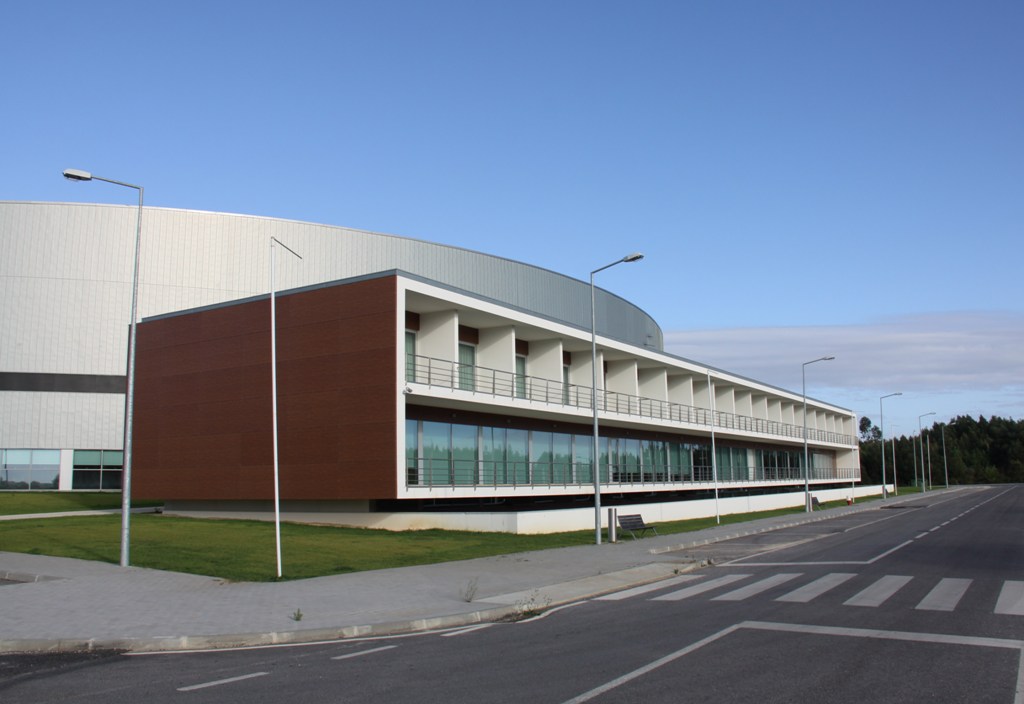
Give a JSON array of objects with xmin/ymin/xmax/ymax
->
[{"xmin": 596, "ymin": 572, "xmax": 1024, "ymax": 616}]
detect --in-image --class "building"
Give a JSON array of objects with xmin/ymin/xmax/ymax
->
[{"xmin": 1, "ymin": 201, "xmax": 859, "ymax": 531}]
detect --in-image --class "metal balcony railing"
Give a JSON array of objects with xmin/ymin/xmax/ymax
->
[{"xmin": 406, "ymin": 354, "xmax": 855, "ymax": 446}]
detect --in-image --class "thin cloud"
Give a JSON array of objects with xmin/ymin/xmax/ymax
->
[
  {"xmin": 663, "ymin": 312, "xmax": 1024, "ymax": 427},
  {"xmin": 664, "ymin": 311, "xmax": 1024, "ymax": 395}
]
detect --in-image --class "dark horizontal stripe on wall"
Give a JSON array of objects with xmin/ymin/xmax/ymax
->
[{"xmin": 0, "ymin": 372, "xmax": 126, "ymax": 394}]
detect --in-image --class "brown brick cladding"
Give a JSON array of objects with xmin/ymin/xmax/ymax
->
[{"xmin": 133, "ymin": 276, "xmax": 398, "ymax": 501}]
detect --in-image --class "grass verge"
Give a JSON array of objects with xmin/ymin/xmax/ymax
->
[
  {"xmin": 0, "ymin": 489, "xmax": 897, "ymax": 582},
  {"xmin": 0, "ymin": 492, "xmax": 161, "ymax": 516}
]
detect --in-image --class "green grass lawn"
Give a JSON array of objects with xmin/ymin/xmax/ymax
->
[
  {"xmin": 0, "ymin": 514, "xmax": 599, "ymax": 581},
  {"xmin": 0, "ymin": 492, "xmax": 161, "ymax": 516},
  {"xmin": 0, "ymin": 490, "xmax": 893, "ymax": 582}
]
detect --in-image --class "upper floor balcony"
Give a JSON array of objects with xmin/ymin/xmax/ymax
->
[{"xmin": 406, "ymin": 354, "xmax": 855, "ymax": 447}]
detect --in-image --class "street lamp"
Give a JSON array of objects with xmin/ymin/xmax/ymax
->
[
  {"xmin": 918, "ymin": 412, "xmax": 935, "ymax": 492},
  {"xmin": 803, "ymin": 356, "xmax": 835, "ymax": 512},
  {"xmin": 889, "ymin": 424, "xmax": 900, "ymax": 496},
  {"xmin": 941, "ymin": 424, "xmax": 949, "ymax": 488},
  {"xmin": 270, "ymin": 237, "xmax": 302, "ymax": 578},
  {"xmin": 63, "ymin": 168, "xmax": 143, "ymax": 568},
  {"xmin": 879, "ymin": 392, "xmax": 902, "ymax": 499},
  {"xmin": 707, "ymin": 370, "xmax": 720, "ymax": 525},
  {"xmin": 591, "ymin": 252, "xmax": 643, "ymax": 545}
]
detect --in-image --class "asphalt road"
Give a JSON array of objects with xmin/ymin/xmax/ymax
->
[{"xmin": 3, "ymin": 486, "xmax": 1021, "ymax": 703}]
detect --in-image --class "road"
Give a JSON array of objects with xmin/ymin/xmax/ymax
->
[{"xmin": 2, "ymin": 486, "xmax": 1022, "ymax": 703}]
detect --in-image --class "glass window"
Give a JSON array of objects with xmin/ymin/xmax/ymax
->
[
  {"xmin": 74, "ymin": 450, "xmax": 103, "ymax": 468},
  {"xmin": 458, "ymin": 343, "xmax": 476, "ymax": 391},
  {"xmin": 482, "ymin": 426, "xmax": 506, "ymax": 485},
  {"xmin": 30, "ymin": 450, "xmax": 60, "ymax": 490},
  {"xmin": 693, "ymin": 444, "xmax": 711, "ymax": 481},
  {"xmin": 530, "ymin": 431, "xmax": 552, "ymax": 484},
  {"xmin": 72, "ymin": 471, "xmax": 101, "ymax": 490},
  {"xmin": 405, "ymin": 331, "xmax": 417, "ymax": 382},
  {"xmin": 1, "ymin": 450, "xmax": 32, "ymax": 490},
  {"xmin": 552, "ymin": 433, "xmax": 572, "ymax": 484},
  {"xmin": 452, "ymin": 424, "xmax": 478, "ymax": 485},
  {"xmin": 72, "ymin": 449, "xmax": 122, "ymax": 490},
  {"xmin": 4, "ymin": 449, "xmax": 31, "ymax": 467},
  {"xmin": 574, "ymin": 435, "xmax": 594, "ymax": 483},
  {"xmin": 598, "ymin": 436, "xmax": 610, "ymax": 483},
  {"xmin": 507, "ymin": 429, "xmax": 529, "ymax": 485},
  {"xmin": 515, "ymin": 355, "xmax": 527, "ymax": 399},
  {"xmin": 422, "ymin": 421, "xmax": 451, "ymax": 485},
  {"xmin": 406, "ymin": 419, "xmax": 419, "ymax": 485}
]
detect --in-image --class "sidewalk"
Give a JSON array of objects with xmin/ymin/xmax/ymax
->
[{"xmin": 0, "ymin": 501, "xmax": 884, "ymax": 653}]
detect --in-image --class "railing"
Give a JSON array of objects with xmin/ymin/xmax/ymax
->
[
  {"xmin": 405, "ymin": 458, "xmax": 861, "ymax": 488},
  {"xmin": 407, "ymin": 355, "xmax": 855, "ymax": 446}
]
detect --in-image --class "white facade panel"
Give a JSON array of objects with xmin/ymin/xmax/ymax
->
[{"xmin": 0, "ymin": 391, "xmax": 122, "ymax": 449}]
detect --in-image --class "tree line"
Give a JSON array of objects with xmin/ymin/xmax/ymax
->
[{"xmin": 858, "ymin": 414, "xmax": 1024, "ymax": 486}]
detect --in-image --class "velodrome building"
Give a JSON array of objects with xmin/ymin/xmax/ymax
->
[{"xmin": 1, "ymin": 201, "xmax": 861, "ymax": 532}]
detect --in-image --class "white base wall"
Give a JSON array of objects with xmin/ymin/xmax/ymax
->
[{"xmin": 165, "ymin": 484, "xmax": 890, "ymax": 535}]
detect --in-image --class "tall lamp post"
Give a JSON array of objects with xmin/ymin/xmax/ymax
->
[
  {"xmin": 879, "ymin": 392, "xmax": 902, "ymax": 499},
  {"xmin": 270, "ymin": 237, "xmax": 302, "ymax": 578},
  {"xmin": 591, "ymin": 252, "xmax": 644, "ymax": 545},
  {"xmin": 889, "ymin": 424, "xmax": 899, "ymax": 495},
  {"xmin": 63, "ymin": 169, "xmax": 143, "ymax": 568},
  {"xmin": 707, "ymin": 370, "xmax": 720, "ymax": 525},
  {"xmin": 918, "ymin": 412, "xmax": 935, "ymax": 492},
  {"xmin": 803, "ymin": 356, "xmax": 834, "ymax": 512},
  {"xmin": 941, "ymin": 424, "xmax": 949, "ymax": 488}
]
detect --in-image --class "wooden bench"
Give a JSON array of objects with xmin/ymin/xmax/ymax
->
[{"xmin": 618, "ymin": 514, "xmax": 658, "ymax": 540}]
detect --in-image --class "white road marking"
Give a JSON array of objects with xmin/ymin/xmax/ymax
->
[
  {"xmin": 595, "ymin": 574, "xmax": 703, "ymax": 601},
  {"xmin": 331, "ymin": 645, "xmax": 397, "ymax": 660},
  {"xmin": 776, "ymin": 572, "xmax": 857, "ymax": 603},
  {"xmin": 996, "ymin": 581, "xmax": 1024, "ymax": 616},
  {"xmin": 652, "ymin": 574, "xmax": 750, "ymax": 601},
  {"xmin": 177, "ymin": 672, "xmax": 269, "ymax": 692},
  {"xmin": 559, "ymin": 624, "xmax": 743, "ymax": 703},
  {"xmin": 441, "ymin": 624, "xmax": 494, "ymax": 637},
  {"xmin": 712, "ymin": 573, "xmax": 802, "ymax": 601},
  {"xmin": 916, "ymin": 578, "xmax": 972, "ymax": 612},
  {"xmin": 560, "ymin": 619, "xmax": 1024, "ymax": 704},
  {"xmin": 844, "ymin": 575, "xmax": 913, "ymax": 607}
]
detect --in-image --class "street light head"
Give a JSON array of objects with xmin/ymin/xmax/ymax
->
[
  {"xmin": 63, "ymin": 168, "xmax": 93, "ymax": 182},
  {"xmin": 823, "ymin": 356, "xmax": 835, "ymax": 361},
  {"xmin": 622, "ymin": 252, "xmax": 644, "ymax": 263}
]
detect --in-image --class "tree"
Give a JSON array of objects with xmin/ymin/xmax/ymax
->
[
  {"xmin": 859, "ymin": 416, "xmax": 881, "ymax": 442},
  {"xmin": 863, "ymin": 414, "xmax": 1024, "ymax": 486}
]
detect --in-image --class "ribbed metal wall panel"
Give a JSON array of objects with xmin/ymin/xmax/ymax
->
[{"xmin": 1, "ymin": 201, "xmax": 662, "ymax": 450}]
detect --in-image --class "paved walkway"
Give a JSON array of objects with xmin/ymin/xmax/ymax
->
[{"xmin": 0, "ymin": 501, "xmax": 892, "ymax": 653}]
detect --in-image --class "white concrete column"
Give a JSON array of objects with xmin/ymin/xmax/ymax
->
[
  {"xmin": 667, "ymin": 374, "xmax": 693, "ymax": 406},
  {"xmin": 477, "ymin": 326, "xmax": 515, "ymax": 373},
  {"xmin": 418, "ymin": 310, "xmax": 458, "ymax": 387},
  {"xmin": 527, "ymin": 338, "xmax": 563, "ymax": 402}
]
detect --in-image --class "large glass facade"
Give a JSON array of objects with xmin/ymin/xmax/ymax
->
[
  {"xmin": 404, "ymin": 418, "xmax": 815, "ymax": 489},
  {"xmin": 0, "ymin": 449, "xmax": 60, "ymax": 490}
]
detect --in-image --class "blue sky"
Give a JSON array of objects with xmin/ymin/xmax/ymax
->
[{"xmin": 3, "ymin": 0, "xmax": 1022, "ymax": 436}]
